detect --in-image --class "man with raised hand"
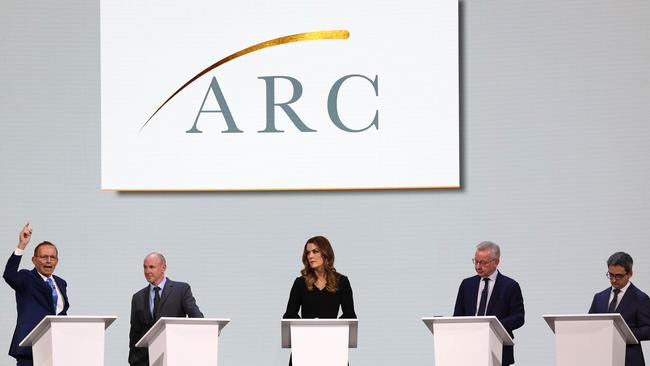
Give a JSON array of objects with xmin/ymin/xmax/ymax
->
[{"xmin": 3, "ymin": 224, "xmax": 69, "ymax": 366}]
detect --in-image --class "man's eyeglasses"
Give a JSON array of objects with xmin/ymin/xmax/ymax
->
[
  {"xmin": 36, "ymin": 255, "xmax": 58, "ymax": 261},
  {"xmin": 606, "ymin": 272, "xmax": 627, "ymax": 280},
  {"xmin": 472, "ymin": 258, "xmax": 495, "ymax": 266}
]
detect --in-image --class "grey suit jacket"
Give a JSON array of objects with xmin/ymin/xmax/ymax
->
[{"xmin": 128, "ymin": 278, "xmax": 203, "ymax": 366}]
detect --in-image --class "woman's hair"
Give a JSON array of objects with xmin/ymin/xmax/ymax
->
[{"xmin": 301, "ymin": 235, "xmax": 339, "ymax": 293}]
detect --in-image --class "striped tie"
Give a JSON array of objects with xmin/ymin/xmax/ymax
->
[{"xmin": 46, "ymin": 277, "xmax": 58, "ymax": 314}]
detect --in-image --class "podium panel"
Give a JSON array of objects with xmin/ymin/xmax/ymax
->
[
  {"xmin": 136, "ymin": 317, "xmax": 229, "ymax": 366},
  {"xmin": 19, "ymin": 315, "xmax": 117, "ymax": 366},
  {"xmin": 281, "ymin": 319, "xmax": 358, "ymax": 366},
  {"xmin": 544, "ymin": 314, "xmax": 638, "ymax": 366},
  {"xmin": 422, "ymin": 316, "xmax": 513, "ymax": 366}
]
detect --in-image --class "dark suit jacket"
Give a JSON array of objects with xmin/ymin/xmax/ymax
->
[
  {"xmin": 3, "ymin": 253, "xmax": 69, "ymax": 359},
  {"xmin": 589, "ymin": 283, "xmax": 650, "ymax": 366},
  {"xmin": 453, "ymin": 271, "xmax": 525, "ymax": 366},
  {"xmin": 129, "ymin": 278, "xmax": 204, "ymax": 366}
]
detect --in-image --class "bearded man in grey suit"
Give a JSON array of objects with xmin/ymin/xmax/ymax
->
[{"xmin": 128, "ymin": 252, "xmax": 204, "ymax": 366}]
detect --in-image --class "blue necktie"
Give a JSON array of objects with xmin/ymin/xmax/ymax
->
[
  {"xmin": 46, "ymin": 277, "xmax": 58, "ymax": 314},
  {"xmin": 476, "ymin": 278, "xmax": 490, "ymax": 316}
]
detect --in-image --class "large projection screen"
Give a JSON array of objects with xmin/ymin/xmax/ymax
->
[{"xmin": 100, "ymin": 0, "xmax": 459, "ymax": 191}]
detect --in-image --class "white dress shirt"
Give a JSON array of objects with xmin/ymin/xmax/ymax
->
[
  {"xmin": 608, "ymin": 281, "xmax": 631, "ymax": 311},
  {"xmin": 475, "ymin": 270, "xmax": 498, "ymax": 315}
]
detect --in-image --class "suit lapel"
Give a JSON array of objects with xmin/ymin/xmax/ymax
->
[
  {"xmin": 159, "ymin": 279, "xmax": 174, "ymax": 310},
  {"xmin": 53, "ymin": 276, "xmax": 67, "ymax": 305},
  {"xmin": 467, "ymin": 276, "xmax": 480, "ymax": 314},
  {"xmin": 31, "ymin": 269, "xmax": 55, "ymax": 311},
  {"xmin": 597, "ymin": 288, "xmax": 611, "ymax": 313},
  {"xmin": 143, "ymin": 286, "xmax": 153, "ymax": 324},
  {"xmin": 486, "ymin": 271, "xmax": 501, "ymax": 315},
  {"xmin": 54, "ymin": 276, "xmax": 64, "ymax": 294},
  {"xmin": 616, "ymin": 283, "xmax": 636, "ymax": 313}
]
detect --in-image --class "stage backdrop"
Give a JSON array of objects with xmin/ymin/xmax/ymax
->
[
  {"xmin": 100, "ymin": 0, "xmax": 459, "ymax": 191},
  {"xmin": 2, "ymin": 1, "xmax": 650, "ymax": 366}
]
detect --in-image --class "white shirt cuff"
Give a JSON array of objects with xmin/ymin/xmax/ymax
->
[{"xmin": 14, "ymin": 248, "xmax": 24, "ymax": 256}]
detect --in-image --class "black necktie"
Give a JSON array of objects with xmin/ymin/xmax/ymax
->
[
  {"xmin": 153, "ymin": 286, "xmax": 161, "ymax": 318},
  {"xmin": 476, "ymin": 278, "xmax": 490, "ymax": 316},
  {"xmin": 608, "ymin": 289, "xmax": 621, "ymax": 312}
]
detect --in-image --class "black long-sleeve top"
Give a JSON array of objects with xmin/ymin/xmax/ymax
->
[{"xmin": 283, "ymin": 274, "xmax": 357, "ymax": 319}]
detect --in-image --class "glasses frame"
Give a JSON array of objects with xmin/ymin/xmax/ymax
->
[
  {"xmin": 472, "ymin": 258, "xmax": 496, "ymax": 266},
  {"xmin": 35, "ymin": 255, "xmax": 58, "ymax": 261},
  {"xmin": 605, "ymin": 272, "xmax": 628, "ymax": 280}
]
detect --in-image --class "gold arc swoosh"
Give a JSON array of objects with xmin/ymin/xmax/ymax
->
[{"xmin": 139, "ymin": 30, "xmax": 350, "ymax": 132}]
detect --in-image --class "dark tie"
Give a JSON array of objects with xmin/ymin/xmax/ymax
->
[
  {"xmin": 153, "ymin": 286, "xmax": 161, "ymax": 318},
  {"xmin": 608, "ymin": 289, "xmax": 621, "ymax": 312},
  {"xmin": 46, "ymin": 278, "xmax": 58, "ymax": 314},
  {"xmin": 476, "ymin": 278, "xmax": 490, "ymax": 316}
]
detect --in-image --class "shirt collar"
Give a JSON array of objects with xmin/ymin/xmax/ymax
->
[
  {"xmin": 483, "ymin": 270, "xmax": 498, "ymax": 282},
  {"xmin": 612, "ymin": 281, "xmax": 631, "ymax": 294},
  {"xmin": 150, "ymin": 277, "xmax": 167, "ymax": 291},
  {"xmin": 36, "ymin": 271, "xmax": 53, "ymax": 282}
]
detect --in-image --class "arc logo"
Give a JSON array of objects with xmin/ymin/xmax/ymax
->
[
  {"xmin": 101, "ymin": 0, "xmax": 458, "ymax": 190},
  {"xmin": 139, "ymin": 30, "xmax": 379, "ymax": 135}
]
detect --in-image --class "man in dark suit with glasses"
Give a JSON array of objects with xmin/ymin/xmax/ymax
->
[
  {"xmin": 453, "ymin": 241, "xmax": 525, "ymax": 366},
  {"xmin": 589, "ymin": 252, "xmax": 650, "ymax": 366},
  {"xmin": 3, "ymin": 223, "xmax": 70, "ymax": 366}
]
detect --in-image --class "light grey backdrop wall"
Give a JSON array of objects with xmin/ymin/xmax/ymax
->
[{"xmin": 1, "ymin": 0, "xmax": 649, "ymax": 365}]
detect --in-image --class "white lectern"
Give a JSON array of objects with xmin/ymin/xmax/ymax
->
[
  {"xmin": 19, "ymin": 315, "xmax": 117, "ymax": 366},
  {"xmin": 135, "ymin": 317, "xmax": 229, "ymax": 366},
  {"xmin": 543, "ymin": 314, "xmax": 638, "ymax": 366},
  {"xmin": 422, "ymin": 316, "xmax": 513, "ymax": 366},
  {"xmin": 281, "ymin": 319, "xmax": 358, "ymax": 366}
]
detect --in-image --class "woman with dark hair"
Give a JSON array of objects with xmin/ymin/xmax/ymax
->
[{"xmin": 283, "ymin": 235, "xmax": 356, "ymax": 319}]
